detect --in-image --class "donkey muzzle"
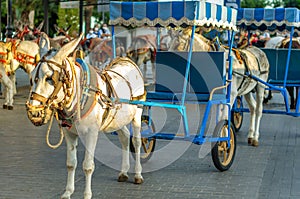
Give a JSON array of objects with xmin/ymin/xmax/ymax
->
[{"xmin": 26, "ymin": 102, "xmax": 53, "ymax": 126}]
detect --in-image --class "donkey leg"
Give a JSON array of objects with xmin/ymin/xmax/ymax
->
[
  {"xmin": 252, "ymin": 87, "xmax": 265, "ymax": 147},
  {"xmin": 151, "ymin": 62, "xmax": 156, "ymax": 83},
  {"xmin": 1, "ymin": 74, "xmax": 14, "ymax": 109},
  {"xmin": 143, "ymin": 63, "xmax": 147, "ymax": 82},
  {"xmin": 131, "ymin": 108, "xmax": 144, "ymax": 184},
  {"xmin": 83, "ymin": 131, "xmax": 98, "ymax": 199},
  {"xmin": 287, "ymin": 87, "xmax": 295, "ymax": 109},
  {"xmin": 61, "ymin": 132, "xmax": 78, "ymax": 199},
  {"xmin": 9, "ymin": 74, "xmax": 17, "ymax": 95},
  {"xmin": 296, "ymin": 87, "xmax": 299, "ymax": 108},
  {"xmin": 117, "ymin": 127, "xmax": 130, "ymax": 182},
  {"xmin": 243, "ymin": 93, "xmax": 256, "ymax": 145}
]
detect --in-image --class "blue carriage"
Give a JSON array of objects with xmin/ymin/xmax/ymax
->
[
  {"xmin": 232, "ymin": 7, "xmax": 300, "ymax": 131},
  {"xmin": 109, "ymin": 0, "xmax": 238, "ymax": 171}
]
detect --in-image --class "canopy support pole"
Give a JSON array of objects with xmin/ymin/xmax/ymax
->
[
  {"xmin": 284, "ymin": 26, "xmax": 294, "ymax": 88},
  {"xmin": 112, "ymin": 25, "xmax": 116, "ymax": 59}
]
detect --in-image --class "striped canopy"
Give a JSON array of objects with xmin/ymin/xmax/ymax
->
[
  {"xmin": 237, "ymin": 8, "xmax": 300, "ymax": 32},
  {"xmin": 109, "ymin": 1, "xmax": 237, "ymax": 31}
]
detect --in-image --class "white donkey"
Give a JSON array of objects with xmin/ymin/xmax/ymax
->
[
  {"xmin": 0, "ymin": 40, "xmax": 39, "ymax": 110},
  {"xmin": 169, "ymin": 29, "xmax": 269, "ymax": 147},
  {"xmin": 25, "ymin": 33, "xmax": 146, "ymax": 199},
  {"xmin": 126, "ymin": 34, "xmax": 157, "ymax": 83}
]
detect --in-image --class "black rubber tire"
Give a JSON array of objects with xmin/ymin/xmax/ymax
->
[
  {"xmin": 130, "ymin": 115, "xmax": 156, "ymax": 163},
  {"xmin": 211, "ymin": 120, "xmax": 236, "ymax": 171},
  {"xmin": 231, "ymin": 96, "xmax": 243, "ymax": 132}
]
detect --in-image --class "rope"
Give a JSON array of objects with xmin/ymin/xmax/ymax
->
[{"xmin": 46, "ymin": 111, "xmax": 64, "ymax": 149}]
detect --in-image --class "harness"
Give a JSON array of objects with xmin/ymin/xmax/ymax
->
[
  {"xmin": 0, "ymin": 40, "xmax": 38, "ymax": 76},
  {"xmin": 229, "ymin": 46, "xmax": 268, "ymax": 93},
  {"xmin": 27, "ymin": 53, "xmax": 145, "ymax": 148},
  {"xmin": 58, "ymin": 58, "xmax": 99, "ymax": 127}
]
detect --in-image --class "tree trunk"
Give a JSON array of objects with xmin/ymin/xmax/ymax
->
[{"xmin": 84, "ymin": 0, "xmax": 95, "ymax": 35}]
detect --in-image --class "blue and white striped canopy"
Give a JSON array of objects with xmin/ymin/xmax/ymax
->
[
  {"xmin": 109, "ymin": 1, "xmax": 237, "ymax": 31},
  {"xmin": 237, "ymin": 8, "xmax": 300, "ymax": 32}
]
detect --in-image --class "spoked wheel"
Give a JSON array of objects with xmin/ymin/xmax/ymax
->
[
  {"xmin": 211, "ymin": 120, "xmax": 236, "ymax": 171},
  {"xmin": 231, "ymin": 96, "xmax": 243, "ymax": 132},
  {"xmin": 130, "ymin": 115, "xmax": 156, "ymax": 163}
]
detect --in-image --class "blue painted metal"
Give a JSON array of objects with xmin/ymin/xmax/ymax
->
[
  {"xmin": 283, "ymin": 27, "xmax": 294, "ymax": 88},
  {"xmin": 236, "ymin": 7, "xmax": 300, "ymax": 117},
  {"xmin": 111, "ymin": 25, "xmax": 116, "ymax": 59},
  {"xmin": 108, "ymin": 1, "xmax": 238, "ymax": 146}
]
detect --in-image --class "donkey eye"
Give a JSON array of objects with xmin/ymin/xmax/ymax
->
[{"xmin": 34, "ymin": 77, "xmax": 39, "ymax": 83}]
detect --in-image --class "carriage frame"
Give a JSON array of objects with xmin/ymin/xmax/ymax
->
[
  {"xmin": 232, "ymin": 7, "xmax": 300, "ymax": 131},
  {"xmin": 109, "ymin": 0, "xmax": 238, "ymax": 171}
]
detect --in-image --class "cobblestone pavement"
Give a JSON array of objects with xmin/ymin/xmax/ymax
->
[{"xmin": 0, "ymin": 82, "xmax": 300, "ymax": 199}]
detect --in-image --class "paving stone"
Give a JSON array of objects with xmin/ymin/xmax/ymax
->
[{"xmin": 1, "ymin": 86, "xmax": 300, "ymax": 199}]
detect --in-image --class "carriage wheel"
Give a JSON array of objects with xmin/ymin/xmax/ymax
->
[
  {"xmin": 130, "ymin": 115, "xmax": 156, "ymax": 163},
  {"xmin": 231, "ymin": 96, "xmax": 243, "ymax": 132},
  {"xmin": 211, "ymin": 120, "xmax": 236, "ymax": 171}
]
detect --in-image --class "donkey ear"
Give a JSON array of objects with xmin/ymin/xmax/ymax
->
[
  {"xmin": 5, "ymin": 42, "xmax": 12, "ymax": 51},
  {"xmin": 65, "ymin": 25, "xmax": 71, "ymax": 32},
  {"xmin": 39, "ymin": 32, "xmax": 50, "ymax": 58},
  {"xmin": 37, "ymin": 21, "xmax": 44, "ymax": 31},
  {"xmin": 54, "ymin": 24, "xmax": 59, "ymax": 32},
  {"xmin": 51, "ymin": 33, "xmax": 84, "ymax": 64}
]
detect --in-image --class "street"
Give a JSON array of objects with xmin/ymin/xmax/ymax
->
[{"xmin": 0, "ymin": 73, "xmax": 300, "ymax": 199}]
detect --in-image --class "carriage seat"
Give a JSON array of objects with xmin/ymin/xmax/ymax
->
[
  {"xmin": 261, "ymin": 48, "xmax": 300, "ymax": 85},
  {"xmin": 147, "ymin": 51, "xmax": 227, "ymax": 102}
]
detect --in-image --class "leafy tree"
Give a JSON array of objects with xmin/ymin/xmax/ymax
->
[
  {"xmin": 85, "ymin": 0, "xmax": 95, "ymax": 35},
  {"xmin": 13, "ymin": 0, "xmax": 41, "ymax": 27},
  {"xmin": 241, "ymin": 0, "xmax": 270, "ymax": 8},
  {"xmin": 283, "ymin": 0, "xmax": 300, "ymax": 8},
  {"xmin": 56, "ymin": 6, "xmax": 79, "ymax": 37},
  {"xmin": 272, "ymin": 0, "xmax": 283, "ymax": 7}
]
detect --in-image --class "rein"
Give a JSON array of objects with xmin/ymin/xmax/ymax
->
[
  {"xmin": 29, "ymin": 58, "xmax": 72, "ymax": 149},
  {"xmin": 46, "ymin": 110, "xmax": 64, "ymax": 149}
]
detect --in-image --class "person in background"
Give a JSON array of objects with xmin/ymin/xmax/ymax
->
[
  {"xmin": 98, "ymin": 23, "xmax": 111, "ymax": 39},
  {"xmin": 85, "ymin": 28, "xmax": 97, "ymax": 49},
  {"xmin": 93, "ymin": 24, "xmax": 100, "ymax": 37},
  {"xmin": 86, "ymin": 28, "xmax": 97, "ymax": 40},
  {"xmin": 259, "ymin": 32, "xmax": 270, "ymax": 41}
]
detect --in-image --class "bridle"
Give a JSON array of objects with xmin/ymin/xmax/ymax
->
[
  {"xmin": 26, "ymin": 55, "xmax": 76, "ymax": 149},
  {"xmin": 27, "ymin": 57, "xmax": 75, "ymax": 125}
]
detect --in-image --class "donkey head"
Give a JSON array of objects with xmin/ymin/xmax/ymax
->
[{"xmin": 26, "ymin": 33, "xmax": 83, "ymax": 126}]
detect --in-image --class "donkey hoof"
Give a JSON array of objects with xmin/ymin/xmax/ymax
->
[
  {"xmin": 3, "ymin": 104, "xmax": 7, "ymax": 109},
  {"xmin": 247, "ymin": 138, "xmax": 252, "ymax": 145},
  {"xmin": 118, "ymin": 173, "xmax": 129, "ymax": 182},
  {"xmin": 8, "ymin": 106, "xmax": 13, "ymax": 110},
  {"xmin": 251, "ymin": 140, "xmax": 259, "ymax": 147},
  {"xmin": 134, "ymin": 177, "xmax": 144, "ymax": 184}
]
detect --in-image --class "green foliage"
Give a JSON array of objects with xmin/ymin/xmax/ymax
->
[
  {"xmin": 271, "ymin": 0, "xmax": 283, "ymax": 7},
  {"xmin": 93, "ymin": 11, "xmax": 110, "ymax": 25},
  {"xmin": 241, "ymin": 0, "xmax": 270, "ymax": 8},
  {"xmin": 283, "ymin": 0, "xmax": 300, "ymax": 8},
  {"xmin": 56, "ymin": 6, "xmax": 79, "ymax": 36}
]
